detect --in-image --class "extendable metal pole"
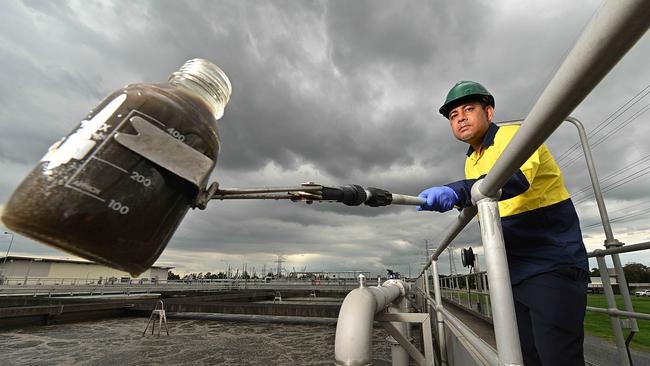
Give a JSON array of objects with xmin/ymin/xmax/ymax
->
[
  {"xmin": 431, "ymin": 260, "xmax": 448, "ymax": 366},
  {"xmin": 596, "ymin": 256, "xmax": 630, "ymax": 366},
  {"xmin": 474, "ymin": 187, "xmax": 522, "ymax": 365}
]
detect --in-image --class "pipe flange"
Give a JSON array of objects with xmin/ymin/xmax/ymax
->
[
  {"xmin": 382, "ymin": 279, "xmax": 408, "ymax": 297},
  {"xmin": 471, "ymin": 178, "xmax": 501, "ymax": 205}
]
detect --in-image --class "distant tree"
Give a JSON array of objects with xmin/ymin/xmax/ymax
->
[
  {"xmin": 203, "ymin": 272, "xmax": 219, "ymax": 279},
  {"xmin": 167, "ymin": 271, "xmax": 180, "ymax": 280},
  {"xmin": 623, "ymin": 263, "xmax": 650, "ymax": 283}
]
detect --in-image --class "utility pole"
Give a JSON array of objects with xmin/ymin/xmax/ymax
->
[
  {"xmin": 275, "ymin": 254, "xmax": 286, "ymax": 278},
  {"xmin": 2, "ymin": 231, "xmax": 14, "ymax": 265},
  {"xmin": 448, "ymin": 247, "xmax": 456, "ymax": 275},
  {"xmin": 424, "ymin": 239, "xmax": 429, "ymax": 263}
]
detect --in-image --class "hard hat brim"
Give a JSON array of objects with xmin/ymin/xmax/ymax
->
[{"xmin": 439, "ymin": 94, "xmax": 495, "ymax": 119}]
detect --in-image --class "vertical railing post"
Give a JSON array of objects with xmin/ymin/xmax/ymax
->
[
  {"xmin": 597, "ymin": 255, "xmax": 630, "ymax": 365},
  {"xmin": 474, "ymin": 181, "xmax": 523, "ymax": 365},
  {"xmin": 423, "ymin": 266, "xmax": 431, "ymax": 310},
  {"xmin": 431, "ymin": 259, "xmax": 448, "ymax": 366},
  {"xmin": 387, "ymin": 296, "xmax": 411, "ymax": 366},
  {"xmin": 611, "ymin": 254, "xmax": 638, "ymax": 332},
  {"xmin": 566, "ymin": 116, "xmax": 639, "ymax": 339},
  {"xmin": 465, "ymin": 276, "xmax": 472, "ymax": 309}
]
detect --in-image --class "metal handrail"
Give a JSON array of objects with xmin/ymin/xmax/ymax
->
[
  {"xmin": 437, "ymin": 240, "xmax": 650, "ymax": 321},
  {"xmin": 589, "ymin": 241, "xmax": 650, "ymax": 257},
  {"xmin": 418, "ymin": 206, "xmax": 477, "ymax": 277},
  {"xmin": 414, "ymin": 2, "xmax": 650, "ymax": 365}
]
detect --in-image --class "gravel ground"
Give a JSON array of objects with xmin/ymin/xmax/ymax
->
[{"xmin": 583, "ymin": 334, "xmax": 650, "ymax": 366}]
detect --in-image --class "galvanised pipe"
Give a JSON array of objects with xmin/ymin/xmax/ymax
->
[
  {"xmin": 586, "ymin": 307, "xmax": 650, "ymax": 321},
  {"xmin": 474, "ymin": 192, "xmax": 522, "ymax": 365},
  {"xmin": 500, "ymin": 117, "xmax": 641, "ymax": 336},
  {"xmin": 562, "ymin": 116, "xmax": 639, "ymax": 333},
  {"xmin": 387, "ymin": 296, "xmax": 411, "ymax": 366},
  {"xmin": 334, "ymin": 279, "xmax": 407, "ymax": 366},
  {"xmin": 168, "ymin": 312, "xmax": 337, "ymax": 325},
  {"xmin": 501, "ymin": 116, "xmax": 641, "ymax": 335},
  {"xmin": 422, "ymin": 266, "xmax": 431, "ymax": 315},
  {"xmin": 477, "ymin": 0, "xmax": 650, "ymax": 199},
  {"xmin": 564, "ymin": 117, "xmax": 616, "ymax": 243},
  {"xmin": 431, "ymin": 260, "xmax": 448, "ymax": 366},
  {"xmin": 438, "ymin": 307, "xmax": 499, "ymax": 366},
  {"xmin": 596, "ymin": 256, "xmax": 630, "ymax": 365},
  {"xmin": 588, "ymin": 241, "xmax": 650, "ymax": 257}
]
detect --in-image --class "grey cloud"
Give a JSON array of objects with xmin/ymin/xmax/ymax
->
[{"xmin": 1, "ymin": 0, "xmax": 649, "ymax": 275}]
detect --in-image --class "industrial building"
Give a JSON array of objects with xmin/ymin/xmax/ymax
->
[{"xmin": 0, "ymin": 256, "xmax": 172, "ymax": 285}]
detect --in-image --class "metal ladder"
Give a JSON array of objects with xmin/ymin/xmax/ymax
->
[{"xmin": 142, "ymin": 300, "xmax": 169, "ymax": 336}]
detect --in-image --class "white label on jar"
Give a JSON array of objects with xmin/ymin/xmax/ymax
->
[{"xmin": 41, "ymin": 93, "xmax": 127, "ymax": 174}]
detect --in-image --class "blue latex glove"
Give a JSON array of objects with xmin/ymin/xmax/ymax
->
[{"xmin": 416, "ymin": 186, "xmax": 459, "ymax": 212}]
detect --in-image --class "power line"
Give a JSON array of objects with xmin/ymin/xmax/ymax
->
[
  {"xmin": 561, "ymin": 104, "xmax": 650, "ymax": 169},
  {"xmin": 583, "ymin": 205, "xmax": 650, "ymax": 229},
  {"xmin": 605, "ymin": 199, "xmax": 650, "ymax": 216},
  {"xmin": 556, "ymin": 85, "xmax": 650, "ymax": 164},
  {"xmin": 575, "ymin": 164, "xmax": 650, "ymax": 205},
  {"xmin": 570, "ymin": 153, "xmax": 650, "ymax": 197}
]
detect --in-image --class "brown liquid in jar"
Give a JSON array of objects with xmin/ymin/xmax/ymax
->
[{"xmin": 2, "ymin": 83, "xmax": 221, "ymax": 276}]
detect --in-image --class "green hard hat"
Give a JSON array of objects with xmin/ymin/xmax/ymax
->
[{"xmin": 439, "ymin": 81, "xmax": 495, "ymax": 118}]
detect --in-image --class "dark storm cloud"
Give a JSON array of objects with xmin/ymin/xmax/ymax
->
[{"xmin": 1, "ymin": 0, "xmax": 649, "ymax": 274}]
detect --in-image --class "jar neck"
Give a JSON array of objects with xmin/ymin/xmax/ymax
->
[{"xmin": 168, "ymin": 59, "xmax": 232, "ymax": 119}]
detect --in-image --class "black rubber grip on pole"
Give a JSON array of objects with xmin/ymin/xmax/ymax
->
[
  {"xmin": 321, "ymin": 185, "xmax": 367, "ymax": 206},
  {"xmin": 364, "ymin": 187, "xmax": 393, "ymax": 207}
]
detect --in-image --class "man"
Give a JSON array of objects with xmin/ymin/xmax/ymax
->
[{"xmin": 417, "ymin": 81, "xmax": 589, "ymax": 366}]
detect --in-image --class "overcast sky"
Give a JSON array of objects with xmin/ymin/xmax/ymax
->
[{"xmin": 1, "ymin": 0, "xmax": 649, "ymax": 277}]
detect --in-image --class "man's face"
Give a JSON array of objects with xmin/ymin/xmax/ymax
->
[{"xmin": 448, "ymin": 101, "xmax": 493, "ymax": 146}]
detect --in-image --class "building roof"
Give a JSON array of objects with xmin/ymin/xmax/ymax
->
[{"xmin": 0, "ymin": 255, "xmax": 174, "ymax": 269}]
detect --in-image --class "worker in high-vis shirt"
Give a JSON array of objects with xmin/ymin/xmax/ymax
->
[{"xmin": 417, "ymin": 81, "xmax": 589, "ymax": 366}]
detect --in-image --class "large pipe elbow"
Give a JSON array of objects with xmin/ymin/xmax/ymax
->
[{"xmin": 334, "ymin": 281, "xmax": 405, "ymax": 366}]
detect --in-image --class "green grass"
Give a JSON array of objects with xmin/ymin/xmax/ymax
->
[{"xmin": 585, "ymin": 294, "xmax": 650, "ymax": 352}]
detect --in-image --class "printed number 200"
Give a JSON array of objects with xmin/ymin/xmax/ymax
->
[{"xmin": 130, "ymin": 171, "xmax": 152, "ymax": 187}]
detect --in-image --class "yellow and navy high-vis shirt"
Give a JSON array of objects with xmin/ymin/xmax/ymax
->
[{"xmin": 445, "ymin": 123, "xmax": 588, "ymax": 285}]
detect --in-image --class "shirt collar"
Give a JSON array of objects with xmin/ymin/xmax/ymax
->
[{"xmin": 466, "ymin": 123, "xmax": 499, "ymax": 156}]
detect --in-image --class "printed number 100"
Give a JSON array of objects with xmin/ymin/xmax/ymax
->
[{"xmin": 108, "ymin": 199, "xmax": 130, "ymax": 215}]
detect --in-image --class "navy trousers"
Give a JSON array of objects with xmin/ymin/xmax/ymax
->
[{"xmin": 512, "ymin": 267, "xmax": 588, "ymax": 366}]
